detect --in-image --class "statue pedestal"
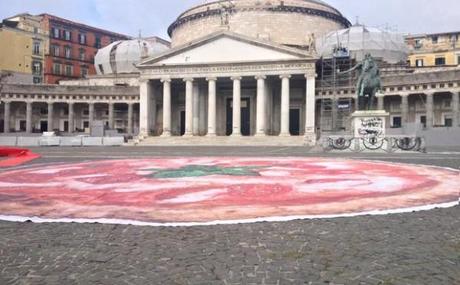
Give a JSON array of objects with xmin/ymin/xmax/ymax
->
[
  {"xmin": 323, "ymin": 110, "xmax": 425, "ymax": 153},
  {"xmin": 351, "ymin": 110, "xmax": 390, "ymax": 150},
  {"xmin": 351, "ymin": 110, "xmax": 389, "ymax": 138}
]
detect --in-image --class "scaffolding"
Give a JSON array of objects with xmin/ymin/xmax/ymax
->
[
  {"xmin": 317, "ymin": 51, "xmax": 356, "ymax": 133},
  {"xmin": 316, "ymin": 24, "xmax": 409, "ymax": 134}
]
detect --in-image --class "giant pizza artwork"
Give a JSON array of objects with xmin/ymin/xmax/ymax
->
[{"xmin": 0, "ymin": 157, "xmax": 458, "ymax": 226}]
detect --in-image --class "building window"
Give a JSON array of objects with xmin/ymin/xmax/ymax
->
[
  {"xmin": 415, "ymin": 59, "xmax": 424, "ymax": 67},
  {"xmin": 51, "ymin": 45, "xmax": 60, "ymax": 57},
  {"xmin": 419, "ymin": 116, "xmax": 427, "ymax": 128},
  {"xmin": 64, "ymin": 30, "xmax": 71, "ymax": 41},
  {"xmin": 81, "ymin": 66, "xmax": 88, "ymax": 77},
  {"xmin": 457, "ymin": 55, "xmax": 460, "ymax": 65},
  {"xmin": 392, "ymin": 117, "xmax": 402, "ymax": 128},
  {"xmin": 65, "ymin": 46, "xmax": 72, "ymax": 59},
  {"xmin": 79, "ymin": 49, "xmax": 86, "ymax": 61},
  {"xmin": 432, "ymin": 36, "xmax": 438, "ymax": 44},
  {"xmin": 414, "ymin": 39, "xmax": 422, "ymax": 49},
  {"xmin": 53, "ymin": 63, "xmax": 61, "ymax": 75},
  {"xmin": 33, "ymin": 77, "xmax": 42, "ymax": 84},
  {"xmin": 33, "ymin": 41, "xmax": 41, "ymax": 55},
  {"xmin": 78, "ymin": 33, "xmax": 87, "ymax": 45},
  {"xmin": 95, "ymin": 36, "xmax": 102, "ymax": 48},
  {"xmin": 82, "ymin": 109, "xmax": 89, "ymax": 116},
  {"xmin": 435, "ymin": 57, "xmax": 446, "ymax": 66},
  {"xmin": 34, "ymin": 27, "xmax": 39, "ymax": 34},
  {"xmin": 65, "ymin": 65, "xmax": 73, "ymax": 76},
  {"xmin": 52, "ymin": 27, "xmax": 60, "ymax": 39},
  {"xmin": 445, "ymin": 116, "xmax": 453, "ymax": 127},
  {"xmin": 32, "ymin": 61, "xmax": 42, "ymax": 75}
]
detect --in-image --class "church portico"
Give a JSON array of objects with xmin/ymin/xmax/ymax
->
[
  {"xmin": 139, "ymin": 73, "xmax": 316, "ymax": 140},
  {"xmin": 136, "ymin": 31, "xmax": 318, "ymax": 144}
]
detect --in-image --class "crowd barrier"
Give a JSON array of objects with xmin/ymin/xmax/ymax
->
[{"xmin": 0, "ymin": 136, "xmax": 124, "ymax": 147}]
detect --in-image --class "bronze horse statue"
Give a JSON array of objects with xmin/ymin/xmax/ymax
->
[{"xmin": 339, "ymin": 54, "xmax": 382, "ymax": 111}]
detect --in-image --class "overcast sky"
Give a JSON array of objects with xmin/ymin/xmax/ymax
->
[{"xmin": 0, "ymin": 0, "xmax": 458, "ymax": 39}]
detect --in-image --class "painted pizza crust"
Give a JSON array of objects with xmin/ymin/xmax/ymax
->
[{"xmin": 0, "ymin": 157, "xmax": 458, "ymax": 226}]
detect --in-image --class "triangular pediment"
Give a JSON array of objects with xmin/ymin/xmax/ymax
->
[{"xmin": 138, "ymin": 31, "xmax": 312, "ymax": 67}]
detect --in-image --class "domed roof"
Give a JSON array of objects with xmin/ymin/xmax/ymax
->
[
  {"xmin": 95, "ymin": 38, "xmax": 170, "ymax": 75},
  {"xmin": 317, "ymin": 24, "xmax": 408, "ymax": 64},
  {"xmin": 168, "ymin": 0, "xmax": 350, "ymax": 48},
  {"xmin": 177, "ymin": 0, "xmax": 344, "ymax": 20}
]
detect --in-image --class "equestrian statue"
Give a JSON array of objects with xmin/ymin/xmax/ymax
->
[{"xmin": 339, "ymin": 54, "xmax": 382, "ymax": 111}]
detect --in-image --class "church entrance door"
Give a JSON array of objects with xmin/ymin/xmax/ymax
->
[
  {"xmin": 289, "ymin": 109, "xmax": 300, "ymax": 136},
  {"xmin": 226, "ymin": 98, "xmax": 251, "ymax": 136},
  {"xmin": 180, "ymin": 111, "xmax": 185, "ymax": 136}
]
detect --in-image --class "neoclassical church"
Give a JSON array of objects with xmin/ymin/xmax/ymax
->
[{"xmin": 2, "ymin": 0, "xmax": 459, "ymax": 145}]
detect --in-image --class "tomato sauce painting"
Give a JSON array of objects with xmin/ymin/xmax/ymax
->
[{"xmin": 0, "ymin": 157, "xmax": 458, "ymax": 226}]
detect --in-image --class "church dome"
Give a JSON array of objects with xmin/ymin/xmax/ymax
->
[
  {"xmin": 317, "ymin": 24, "xmax": 408, "ymax": 64},
  {"xmin": 168, "ymin": 0, "xmax": 351, "ymax": 48},
  {"xmin": 95, "ymin": 37, "xmax": 170, "ymax": 75}
]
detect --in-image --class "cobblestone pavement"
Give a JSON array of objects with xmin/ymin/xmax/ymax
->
[{"xmin": 0, "ymin": 147, "xmax": 459, "ymax": 285}]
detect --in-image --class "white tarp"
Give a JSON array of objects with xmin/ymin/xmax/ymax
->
[
  {"xmin": 317, "ymin": 25, "xmax": 408, "ymax": 64},
  {"xmin": 95, "ymin": 39, "xmax": 170, "ymax": 75}
]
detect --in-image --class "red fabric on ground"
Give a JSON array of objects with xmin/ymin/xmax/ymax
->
[{"xmin": 0, "ymin": 147, "xmax": 40, "ymax": 167}]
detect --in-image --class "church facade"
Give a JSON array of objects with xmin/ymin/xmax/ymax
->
[
  {"xmin": 136, "ymin": 32, "xmax": 317, "ymax": 144},
  {"xmin": 0, "ymin": 0, "xmax": 459, "ymax": 145}
]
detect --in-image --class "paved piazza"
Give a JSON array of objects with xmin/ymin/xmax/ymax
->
[{"xmin": 0, "ymin": 147, "xmax": 459, "ymax": 284}]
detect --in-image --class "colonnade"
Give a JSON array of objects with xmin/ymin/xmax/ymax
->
[
  {"xmin": 397, "ymin": 91, "xmax": 459, "ymax": 128},
  {"xmin": 140, "ymin": 73, "xmax": 316, "ymax": 139},
  {"xmin": 2, "ymin": 100, "xmax": 137, "ymax": 134},
  {"xmin": 322, "ymin": 90, "xmax": 460, "ymax": 130}
]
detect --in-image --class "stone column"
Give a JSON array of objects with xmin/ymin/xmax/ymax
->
[
  {"xmin": 184, "ymin": 78, "xmax": 194, "ymax": 137},
  {"xmin": 377, "ymin": 94, "xmax": 385, "ymax": 110},
  {"xmin": 231, "ymin": 76, "xmax": 242, "ymax": 136},
  {"xmin": 401, "ymin": 93, "xmax": 409, "ymax": 128},
  {"xmin": 207, "ymin": 77, "xmax": 217, "ymax": 136},
  {"xmin": 161, "ymin": 78, "xmax": 172, "ymax": 137},
  {"xmin": 108, "ymin": 102, "xmax": 115, "ymax": 129},
  {"xmin": 68, "ymin": 102, "xmax": 74, "ymax": 133},
  {"xmin": 331, "ymin": 97, "xmax": 338, "ymax": 131},
  {"xmin": 199, "ymin": 87, "xmax": 206, "ymax": 135},
  {"xmin": 192, "ymin": 83, "xmax": 200, "ymax": 135},
  {"xmin": 47, "ymin": 102, "xmax": 54, "ymax": 132},
  {"xmin": 426, "ymin": 92, "xmax": 434, "ymax": 129},
  {"xmin": 256, "ymin": 75, "xmax": 267, "ymax": 136},
  {"xmin": 88, "ymin": 103, "xmax": 95, "ymax": 130},
  {"xmin": 139, "ymin": 80, "xmax": 152, "ymax": 137},
  {"xmin": 305, "ymin": 73, "xmax": 316, "ymax": 145},
  {"xmin": 279, "ymin": 74, "xmax": 291, "ymax": 136},
  {"xmin": 127, "ymin": 102, "xmax": 133, "ymax": 135},
  {"xmin": 452, "ymin": 91, "xmax": 459, "ymax": 127},
  {"xmin": 26, "ymin": 101, "xmax": 32, "ymax": 133},
  {"xmin": 3, "ymin": 102, "xmax": 10, "ymax": 133}
]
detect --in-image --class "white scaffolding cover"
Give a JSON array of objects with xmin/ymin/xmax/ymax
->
[
  {"xmin": 95, "ymin": 39, "xmax": 170, "ymax": 75},
  {"xmin": 317, "ymin": 25, "xmax": 408, "ymax": 64}
]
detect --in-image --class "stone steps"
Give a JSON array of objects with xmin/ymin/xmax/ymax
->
[{"xmin": 132, "ymin": 136, "xmax": 308, "ymax": 146}]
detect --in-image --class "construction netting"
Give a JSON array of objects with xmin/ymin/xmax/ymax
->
[{"xmin": 317, "ymin": 25, "xmax": 408, "ymax": 64}]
